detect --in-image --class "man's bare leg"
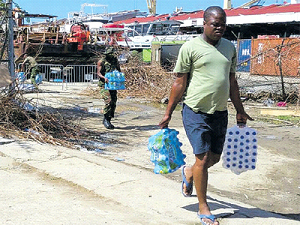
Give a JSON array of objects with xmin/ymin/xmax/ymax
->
[
  {"xmin": 182, "ymin": 166, "xmax": 193, "ymax": 196},
  {"xmin": 192, "ymin": 151, "xmax": 220, "ymax": 225}
]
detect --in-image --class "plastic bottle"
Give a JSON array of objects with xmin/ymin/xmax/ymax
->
[
  {"xmin": 35, "ymin": 74, "xmax": 43, "ymax": 84},
  {"xmin": 105, "ymin": 70, "xmax": 126, "ymax": 90},
  {"xmin": 119, "ymin": 72, "xmax": 126, "ymax": 89},
  {"xmin": 105, "ymin": 72, "xmax": 111, "ymax": 90},
  {"xmin": 110, "ymin": 71, "xmax": 115, "ymax": 81},
  {"xmin": 119, "ymin": 82, "xmax": 125, "ymax": 90},
  {"xmin": 17, "ymin": 72, "xmax": 26, "ymax": 82},
  {"xmin": 115, "ymin": 70, "xmax": 120, "ymax": 81},
  {"xmin": 105, "ymin": 72, "xmax": 111, "ymax": 80},
  {"xmin": 120, "ymin": 72, "xmax": 126, "ymax": 82},
  {"xmin": 148, "ymin": 128, "xmax": 186, "ymax": 174},
  {"xmin": 222, "ymin": 125, "xmax": 258, "ymax": 175}
]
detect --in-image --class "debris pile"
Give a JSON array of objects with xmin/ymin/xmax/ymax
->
[
  {"xmin": 0, "ymin": 88, "xmax": 100, "ymax": 147},
  {"xmin": 120, "ymin": 55, "xmax": 175, "ymax": 100},
  {"xmin": 236, "ymin": 72, "xmax": 300, "ymax": 104}
]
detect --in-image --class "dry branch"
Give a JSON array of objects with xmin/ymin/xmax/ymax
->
[{"xmin": 0, "ymin": 87, "xmax": 97, "ymax": 147}]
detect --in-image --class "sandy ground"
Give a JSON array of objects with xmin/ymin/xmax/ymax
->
[{"xmin": 3, "ymin": 82, "xmax": 300, "ymax": 222}]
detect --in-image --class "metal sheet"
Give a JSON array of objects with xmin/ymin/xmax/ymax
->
[
  {"xmin": 237, "ymin": 39, "xmax": 252, "ymax": 72},
  {"xmin": 250, "ymin": 38, "xmax": 300, "ymax": 76}
]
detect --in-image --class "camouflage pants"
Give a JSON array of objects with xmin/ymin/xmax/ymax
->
[
  {"xmin": 30, "ymin": 66, "xmax": 40, "ymax": 85},
  {"xmin": 99, "ymin": 81, "xmax": 117, "ymax": 118}
]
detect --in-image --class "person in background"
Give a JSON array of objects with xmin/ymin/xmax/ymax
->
[
  {"xmin": 159, "ymin": 6, "xmax": 253, "ymax": 225},
  {"xmin": 21, "ymin": 54, "xmax": 40, "ymax": 87},
  {"xmin": 97, "ymin": 37, "xmax": 121, "ymax": 129}
]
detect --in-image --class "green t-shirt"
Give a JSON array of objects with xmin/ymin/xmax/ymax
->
[{"xmin": 174, "ymin": 36, "xmax": 237, "ymax": 114}]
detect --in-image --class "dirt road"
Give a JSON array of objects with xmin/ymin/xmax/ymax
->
[{"xmin": 2, "ymin": 82, "xmax": 299, "ymax": 223}]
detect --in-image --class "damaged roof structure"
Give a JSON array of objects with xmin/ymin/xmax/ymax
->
[{"xmin": 115, "ymin": 3, "xmax": 300, "ymax": 39}]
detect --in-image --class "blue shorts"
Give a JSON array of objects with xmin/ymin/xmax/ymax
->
[{"xmin": 182, "ymin": 104, "xmax": 228, "ymax": 155}]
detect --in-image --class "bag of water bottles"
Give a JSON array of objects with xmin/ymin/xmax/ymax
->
[
  {"xmin": 105, "ymin": 70, "xmax": 126, "ymax": 90},
  {"xmin": 35, "ymin": 74, "xmax": 43, "ymax": 84},
  {"xmin": 222, "ymin": 125, "xmax": 258, "ymax": 175},
  {"xmin": 147, "ymin": 128, "xmax": 186, "ymax": 174},
  {"xmin": 17, "ymin": 72, "xmax": 26, "ymax": 82}
]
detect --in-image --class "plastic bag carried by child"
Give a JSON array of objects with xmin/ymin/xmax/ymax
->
[{"xmin": 148, "ymin": 128, "xmax": 186, "ymax": 174}]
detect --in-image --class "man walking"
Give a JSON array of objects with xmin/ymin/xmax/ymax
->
[
  {"xmin": 21, "ymin": 54, "xmax": 40, "ymax": 87},
  {"xmin": 159, "ymin": 6, "xmax": 253, "ymax": 225},
  {"xmin": 97, "ymin": 38, "xmax": 121, "ymax": 129}
]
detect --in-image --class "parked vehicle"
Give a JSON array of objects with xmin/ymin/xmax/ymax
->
[{"xmin": 120, "ymin": 19, "xmax": 200, "ymax": 50}]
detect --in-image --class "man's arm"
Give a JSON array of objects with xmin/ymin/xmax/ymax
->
[
  {"xmin": 116, "ymin": 56, "xmax": 121, "ymax": 72},
  {"xmin": 229, "ymin": 72, "xmax": 253, "ymax": 125},
  {"xmin": 21, "ymin": 57, "xmax": 28, "ymax": 71},
  {"xmin": 97, "ymin": 60, "xmax": 107, "ymax": 82},
  {"xmin": 159, "ymin": 72, "xmax": 188, "ymax": 128}
]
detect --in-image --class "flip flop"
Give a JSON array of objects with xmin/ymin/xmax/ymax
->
[
  {"xmin": 197, "ymin": 213, "xmax": 217, "ymax": 225},
  {"xmin": 181, "ymin": 165, "xmax": 193, "ymax": 197}
]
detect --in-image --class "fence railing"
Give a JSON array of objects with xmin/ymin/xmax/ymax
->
[{"xmin": 17, "ymin": 63, "xmax": 98, "ymax": 84}]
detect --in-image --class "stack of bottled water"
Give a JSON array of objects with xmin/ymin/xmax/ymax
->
[
  {"xmin": 17, "ymin": 72, "xmax": 26, "ymax": 82},
  {"xmin": 16, "ymin": 72, "xmax": 43, "ymax": 84},
  {"xmin": 35, "ymin": 74, "xmax": 43, "ymax": 84},
  {"xmin": 105, "ymin": 70, "xmax": 126, "ymax": 90},
  {"xmin": 222, "ymin": 125, "xmax": 258, "ymax": 175},
  {"xmin": 148, "ymin": 128, "xmax": 186, "ymax": 174}
]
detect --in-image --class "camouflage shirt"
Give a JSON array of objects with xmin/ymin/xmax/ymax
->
[
  {"xmin": 23, "ymin": 56, "xmax": 37, "ymax": 69},
  {"xmin": 101, "ymin": 49, "xmax": 119, "ymax": 74}
]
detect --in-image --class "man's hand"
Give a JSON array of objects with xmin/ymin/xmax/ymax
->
[
  {"xmin": 159, "ymin": 115, "xmax": 171, "ymax": 129},
  {"xmin": 236, "ymin": 112, "xmax": 254, "ymax": 127}
]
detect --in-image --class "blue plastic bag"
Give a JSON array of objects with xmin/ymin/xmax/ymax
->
[
  {"xmin": 222, "ymin": 125, "xmax": 258, "ymax": 175},
  {"xmin": 148, "ymin": 128, "xmax": 186, "ymax": 174}
]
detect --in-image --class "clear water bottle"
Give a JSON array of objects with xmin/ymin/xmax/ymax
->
[
  {"xmin": 111, "ymin": 71, "xmax": 116, "ymax": 82},
  {"xmin": 119, "ymin": 72, "xmax": 126, "ymax": 89},
  {"xmin": 222, "ymin": 125, "xmax": 258, "ymax": 175},
  {"xmin": 115, "ymin": 70, "xmax": 120, "ymax": 81},
  {"xmin": 120, "ymin": 72, "xmax": 126, "ymax": 82},
  {"xmin": 17, "ymin": 72, "xmax": 26, "ymax": 82},
  {"xmin": 35, "ymin": 74, "xmax": 43, "ymax": 84},
  {"xmin": 111, "ymin": 81, "xmax": 117, "ymax": 90},
  {"xmin": 148, "ymin": 128, "xmax": 186, "ymax": 174},
  {"xmin": 105, "ymin": 72, "xmax": 112, "ymax": 80},
  {"xmin": 105, "ymin": 71, "xmax": 126, "ymax": 90},
  {"xmin": 119, "ymin": 82, "xmax": 126, "ymax": 90}
]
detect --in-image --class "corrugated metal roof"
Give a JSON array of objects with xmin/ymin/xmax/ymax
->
[
  {"xmin": 226, "ymin": 4, "xmax": 299, "ymax": 15},
  {"xmin": 115, "ymin": 3, "xmax": 300, "ymax": 25}
]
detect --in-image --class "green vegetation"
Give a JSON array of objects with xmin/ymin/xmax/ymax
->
[
  {"xmin": 277, "ymin": 115, "xmax": 300, "ymax": 125},
  {"xmin": 259, "ymin": 115, "xmax": 300, "ymax": 126}
]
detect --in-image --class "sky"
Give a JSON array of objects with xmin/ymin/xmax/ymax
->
[{"xmin": 14, "ymin": 0, "xmax": 286, "ymax": 20}]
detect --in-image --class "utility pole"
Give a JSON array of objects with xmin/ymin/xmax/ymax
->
[{"xmin": 6, "ymin": 0, "xmax": 15, "ymax": 78}]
